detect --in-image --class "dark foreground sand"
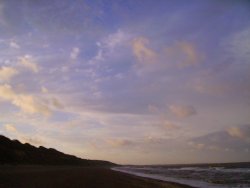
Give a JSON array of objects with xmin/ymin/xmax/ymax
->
[{"xmin": 0, "ymin": 165, "xmax": 194, "ymax": 188}]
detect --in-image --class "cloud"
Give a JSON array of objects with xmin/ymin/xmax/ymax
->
[
  {"xmin": 188, "ymin": 141, "xmax": 205, "ymax": 150},
  {"xmin": 106, "ymin": 138, "xmax": 134, "ymax": 148},
  {"xmin": 131, "ymin": 38, "xmax": 202, "ymax": 75},
  {"xmin": 193, "ymin": 78, "xmax": 229, "ymax": 95},
  {"xmin": 2, "ymin": 123, "xmax": 44, "ymax": 146},
  {"xmin": 19, "ymin": 55, "xmax": 39, "ymax": 73},
  {"xmin": 0, "ymin": 84, "xmax": 51, "ymax": 116},
  {"xmin": 132, "ymin": 37, "xmax": 157, "ymax": 64},
  {"xmin": 70, "ymin": 47, "xmax": 80, "ymax": 60},
  {"xmin": 20, "ymin": 136, "xmax": 44, "ymax": 146},
  {"xmin": 41, "ymin": 86, "xmax": 48, "ymax": 93},
  {"xmin": 164, "ymin": 41, "xmax": 202, "ymax": 68},
  {"xmin": 51, "ymin": 97, "xmax": 64, "ymax": 109},
  {"xmin": 13, "ymin": 95, "xmax": 51, "ymax": 116},
  {"xmin": 90, "ymin": 29, "xmax": 130, "ymax": 64},
  {"xmin": 0, "ymin": 66, "xmax": 18, "ymax": 82},
  {"xmin": 103, "ymin": 30, "xmax": 130, "ymax": 51},
  {"xmin": 144, "ymin": 136, "xmax": 165, "ymax": 144},
  {"xmin": 225, "ymin": 27, "xmax": 250, "ymax": 61},
  {"xmin": 190, "ymin": 125, "xmax": 250, "ymax": 152},
  {"xmin": 227, "ymin": 127, "xmax": 244, "ymax": 139},
  {"xmin": 162, "ymin": 121, "xmax": 180, "ymax": 130},
  {"xmin": 227, "ymin": 126, "xmax": 250, "ymax": 141},
  {"xmin": 4, "ymin": 124, "xmax": 17, "ymax": 133},
  {"xmin": 9, "ymin": 41, "xmax": 20, "ymax": 49},
  {"xmin": 191, "ymin": 69, "xmax": 249, "ymax": 98},
  {"xmin": 169, "ymin": 105, "xmax": 197, "ymax": 118},
  {"xmin": 148, "ymin": 104, "xmax": 159, "ymax": 113}
]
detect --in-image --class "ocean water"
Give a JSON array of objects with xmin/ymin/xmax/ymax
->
[{"xmin": 112, "ymin": 162, "xmax": 250, "ymax": 188}]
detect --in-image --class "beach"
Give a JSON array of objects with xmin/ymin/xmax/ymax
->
[
  {"xmin": 113, "ymin": 163, "xmax": 250, "ymax": 188},
  {"xmin": 0, "ymin": 165, "xmax": 194, "ymax": 188}
]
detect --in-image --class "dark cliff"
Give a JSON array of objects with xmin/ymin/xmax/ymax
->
[{"xmin": 0, "ymin": 135, "xmax": 115, "ymax": 166}]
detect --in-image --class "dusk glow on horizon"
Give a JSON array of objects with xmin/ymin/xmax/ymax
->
[{"xmin": 0, "ymin": 0, "xmax": 250, "ymax": 165}]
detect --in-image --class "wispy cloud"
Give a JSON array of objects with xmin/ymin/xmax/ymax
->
[
  {"xmin": 41, "ymin": 86, "xmax": 48, "ymax": 93},
  {"xmin": 1, "ymin": 123, "xmax": 45, "ymax": 146},
  {"xmin": 161, "ymin": 121, "xmax": 180, "ymax": 130},
  {"xmin": 9, "ymin": 41, "xmax": 20, "ymax": 49},
  {"xmin": 102, "ymin": 29, "xmax": 128, "ymax": 51},
  {"xmin": 132, "ymin": 37, "xmax": 157, "ymax": 65},
  {"xmin": 190, "ymin": 125, "xmax": 250, "ymax": 152},
  {"xmin": 70, "ymin": 47, "xmax": 80, "ymax": 60},
  {"xmin": 147, "ymin": 104, "xmax": 160, "ymax": 113},
  {"xmin": 227, "ymin": 126, "xmax": 250, "ymax": 142},
  {"xmin": 169, "ymin": 105, "xmax": 197, "ymax": 118},
  {"xmin": 106, "ymin": 138, "xmax": 134, "ymax": 148},
  {"xmin": 0, "ymin": 66, "xmax": 18, "ymax": 82},
  {"xmin": 0, "ymin": 84, "xmax": 51, "ymax": 116},
  {"xmin": 225, "ymin": 27, "xmax": 250, "ymax": 61},
  {"xmin": 51, "ymin": 97, "xmax": 64, "ymax": 109},
  {"xmin": 90, "ymin": 29, "xmax": 130, "ymax": 64},
  {"xmin": 4, "ymin": 124, "xmax": 17, "ymax": 133},
  {"xmin": 0, "ymin": 0, "xmax": 249, "ymax": 164},
  {"xmin": 19, "ymin": 55, "xmax": 39, "ymax": 73},
  {"xmin": 131, "ymin": 37, "xmax": 203, "ymax": 75},
  {"xmin": 164, "ymin": 42, "xmax": 202, "ymax": 68},
  {"xmin": 192, "ymin": 78, "xmax": 229, "ymax": 95}
]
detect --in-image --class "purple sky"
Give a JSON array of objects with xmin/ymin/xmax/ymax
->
[{"xmin": 0, "ymin": 0, "xmax": 250, "ymax": 164}]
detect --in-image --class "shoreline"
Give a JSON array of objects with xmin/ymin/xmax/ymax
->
[
  {"xmin": 112, "ymin": 167, "xmax": 196, "ymax": 188},
  {"xmin": 0, "ymin": 165, "xmax": 195, "ymax": 188}
]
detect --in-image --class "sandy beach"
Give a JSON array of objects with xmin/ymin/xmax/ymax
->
[{"xmin": 0, "ymin": 165, "xmax": 194, "ymax": 188}]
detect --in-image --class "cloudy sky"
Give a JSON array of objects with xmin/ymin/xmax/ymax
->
[{"xmin": 0, "ymin": 0, "xmax": 250, "ymax": 165}]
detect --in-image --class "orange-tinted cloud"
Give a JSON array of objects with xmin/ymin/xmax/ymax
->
[
  {"xmin": 0, "ymin": 84, "xmax": 51, "ymax": 116},
  {"xmin": 132, "ymin": 37, "xmax": 157, "ymax": 64},
  {"xmin": 19, "ymin": 55, "xmax": 39, "ymax": 73},
  {"xmin": 132, "ymin": 37, "xmax": 203, "ymax": 73},
  {"xmin": 4, "ymin": 124, "xmax": 17, "ymax": 133},
  {"xmin": 227, "ymin": 126, "xmax": 250, "ymax": 142},
  {"xmin": 164, "ymin": 41, "xmax": 202, "ymax": 68},
  {"xmin": 106, "ymin": 138, "xmax": 134, "ymax": 148},
  {"xmin": 169, "ymin": 104, "xmax": 197, "ymax": 118},
  {"xmin": 0, "ymin": 66, "xmax": 18, "ymax": 81}
]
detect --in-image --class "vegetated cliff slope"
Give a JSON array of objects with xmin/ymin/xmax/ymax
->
[{"xmin": 0, "ymin": 135, "xmax": 115, "ymax": 166}]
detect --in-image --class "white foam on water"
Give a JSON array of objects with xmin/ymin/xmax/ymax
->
[
  {"xmin": 167, "ymin": 167, "xmax": 250, "ymax": 173},
  {"xmin": 112, "ymin": 167, "xmax": 250, "ymax": 188}
]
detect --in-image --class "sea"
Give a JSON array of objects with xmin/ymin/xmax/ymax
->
[{"xmin": 112, "ymin": 162, "xmax": 250, "ymax": 188}]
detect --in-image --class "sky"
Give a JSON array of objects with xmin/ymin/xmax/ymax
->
[{"xmin": 0, "ymin": 0, "xmax": 250, "ymax": 165}]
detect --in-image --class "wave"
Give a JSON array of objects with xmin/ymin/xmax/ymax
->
[{"xmin": 112, "ymin": 166, "xmax": 250, "ymax": 188}]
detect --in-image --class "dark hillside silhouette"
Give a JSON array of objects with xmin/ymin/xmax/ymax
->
[{"xmin": 0, "ymin": 135, "xmax": 115, "ymax": 166}]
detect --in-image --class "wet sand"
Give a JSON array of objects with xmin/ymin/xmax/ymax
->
[{"xmin": 0, "ymin": 165, "xmax": 194, "ymax": 188}]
